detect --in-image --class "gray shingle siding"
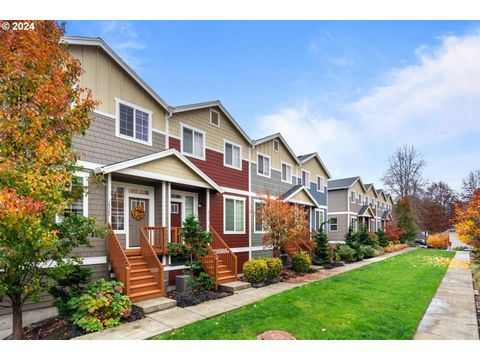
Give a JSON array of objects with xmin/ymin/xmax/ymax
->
[
  {"xmin": 307, "ymin": 181, "xmax": 327, "ymax": 207},
  {"xmin": 73, "ymin": 113, "xmax": 166, "ymax": 165},
  {"xmin": 250, "ymin": 163, "xmax": 297, "ymax": 195}
]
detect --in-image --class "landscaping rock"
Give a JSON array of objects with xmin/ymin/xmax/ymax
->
[{"xmin": 257, "ymin": 330, "xmax": 295, "ymax": 340}]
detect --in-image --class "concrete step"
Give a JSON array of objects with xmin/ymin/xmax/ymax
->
[
  {"xmin": 134, "ymin": 296, "xmax": 177, "ymax": 314},
  {"xmin": 130, "ymin": 289, "xmax": 164, "ymax": 303},
  {"xmin": 219, "ymin": 281, "xmax": 251, "ymax": 293}
]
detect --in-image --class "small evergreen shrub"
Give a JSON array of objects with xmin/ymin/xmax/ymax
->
[
  {"xmin": 264, "ymin": 257, "xmax": 283, "ymax": 279},
  {"xmin": 407, "ymin": 241, "xmax": 417, "ymax": 247},
  {"xmin": 243, "ymin": 258, "xmax": 268, "ymax": 283},
  {"xmin": 360, "ymin": 245, "xmax": 376, "ymax": 259},
  {"xmin": 335, "ymin": 244, "xmax": 356, "ymax": 263},
  {"xmin": 292, "ymin": 253, "xmax": 311, "ymax": 273},
  {"xmin": 376, "ymin": 229, "xmax": 389, "ymax": 247},
  {"xmin": 313, "ymin": 229, "xmax": 329, "ymax": 265},
  {"xmin": 67, "ymin": 279, "xmax": 132, "ymax": 333}
]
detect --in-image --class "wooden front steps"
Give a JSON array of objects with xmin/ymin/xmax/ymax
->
[
  {"xmin": 216, "ymin": 258, "xmax": 237, "ymax": 284},
  {"xmin": 124, "ymin": 249, "xmax": 163, "ymax": 302}
]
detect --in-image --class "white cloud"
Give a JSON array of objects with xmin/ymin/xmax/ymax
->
[{"xmin": 256, "ymin": 30, "xmax": 480, "ymax": 189}]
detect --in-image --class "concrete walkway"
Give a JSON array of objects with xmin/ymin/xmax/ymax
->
[
  {"xmin": 76, "ymin": 248, "xmax": 413, "ymax": 340},
  {"xmin": 414, "ymin": 251, "xmax": 479, "ymax": 340}
]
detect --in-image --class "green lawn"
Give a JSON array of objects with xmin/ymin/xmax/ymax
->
[{"xmin": 155, "ymin": 249, "xmax": 454, "ymax": 340}]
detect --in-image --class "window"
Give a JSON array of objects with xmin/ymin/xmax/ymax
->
[
  {"xmin": 116, "ymin": 99, "xmax": 152, "ymax": 145},
  {"xmin": 224, "ymin": 141, "xmax": 241, "ymax": 169},
  {"xmin": 330, "ymin": 217, "xmax": 338, "ymax": 231},
  {"xmin": 351, "ymin": 217, "xmax": 357, "ymax": 232},
  {"xmin": 58, "ymin": 174, "xmax": 88, "ymax": 221},
  {"xmin": 351, "ymin": 191, "xmax": 356, "ymax": 203},
  {"xmin": 281, "ymin": 162, "xmax": 292, "ymax": 183},
  {"xmin": 358, "ymin": 193, "xmax": 362, "ymax": 205},
  {"xmin": 314, "ymin": 209, "xmax": 324, "ymax": 231},
  {"xmin": 182, "ymin": 125, "xmax": 205, "ymax": 159},
  {"xmin": 302, "ymin": 170, "xmax": 310, "ymax": 187},
  {"xmin": 371, "ymin": 199, "xmax": 376, "ymax": 208},
  {"xmin": 257, "ymin": 154, "xmax": 270, "ymax": 177},
  {"xmin": 185, "ymin": 196, "xmax": 195, "ymax": 217},
  {"xmin": 317, "ymin": 176, "xmax": 325, "ymax": 192},
  {"xmin": 366, "ymin": 196, "xmax": 369, "ymax": 205},
  {"xmin": 210, "ymin": 109, "xmax": 220, "ymax": 127},
  {"xmin": 111, "ymin": 186, "xmax": 125, "ymax": 231},
  {"xmin": 224, "ymin": 197, "xmax": 245, "ymax": 233},
  {"xmin": 171, "ymin": 204, "xmax": 179, "ymax": 214},
  {"xmin": 253, "ymin": 200, "xmax": 265, "ymax": 233},
  {"xmin": 377, "ymin": 200, "xmax": 380, "ymax": 209},
  {"xmin": 272, "ymin": 139, "xmax": 279, "ymax": 152}
]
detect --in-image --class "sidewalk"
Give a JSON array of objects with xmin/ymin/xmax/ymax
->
[
  {"xmin": 414, "ymin": 251, "xmax": 479, "ymax": 340},
  {"xmin": 76, "ymin": 248, "xmax": 413, "ymax": 340}
]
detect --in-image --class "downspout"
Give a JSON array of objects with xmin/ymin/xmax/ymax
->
[{"xmin": 248, "ymin": 142, "xmax": 253, "ymax": 261}]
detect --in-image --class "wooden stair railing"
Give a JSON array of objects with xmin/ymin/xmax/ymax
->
[
  {"xmin": 199, "ymin": 245, "xmax": 219, "ymax": 289},
  {"xmin": 139, "ymin": 227, "xmax": 165, "ymax": 296},
  {"xmin": 140, "ymin": 226, "xmax": 167, "ymax": 254},
  {"xmin": 107, "ymin": 225, "xmax": 131, "ymax": 297},
  {"xmin": 209, "ymin": 225, "xmax": 238, "ymax": 279}
]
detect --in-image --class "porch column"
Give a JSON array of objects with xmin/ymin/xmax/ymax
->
[
  {"xmin": 167, "ymin": 182, "xmax": 171, "ymax": 244},
  {"xmin": 161, "ymin": 181, "xmax": 167, "ymax": 264},
  {"xmin": 206, "ymin": 189, "xmax": 210, "ymax": 229},
  {"xmin": 106, "ymin": 173, "xmax": 112, "ymax": 226}
]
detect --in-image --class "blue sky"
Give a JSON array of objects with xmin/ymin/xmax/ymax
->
[{"xmin": 65, "ymin": 21, "xmax": 480, "ymax": 191}]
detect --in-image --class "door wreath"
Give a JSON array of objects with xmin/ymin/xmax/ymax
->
[{"xmin": 131, "ymin": 204, "xmax": 145, "ymax": 221}]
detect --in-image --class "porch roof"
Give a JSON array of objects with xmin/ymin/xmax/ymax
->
[
  {"xmin": 94, "ymin": 149, "xmax": 223, "ymax": 193},
  {"xmin": 280, "ymin": 185, "xmax": 321, "ymax": 208},
  {"xmin": 358, "ymin": 205, "xmax": 376, "ymax": 218},
  {"xmin": 381, "ymin": 211, "xmax": 393, "ymax": 221}
]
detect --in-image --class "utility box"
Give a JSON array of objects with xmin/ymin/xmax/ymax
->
[{"xmin": 175, "ymin": 274, "xmax": 192, "ymax": 293}]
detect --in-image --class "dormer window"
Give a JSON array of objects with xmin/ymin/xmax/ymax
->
[
  {"xmin": 115, "ymin": 98, "xmax": 152, "ymax": 145},
  {"xmin": 272, "ymin": 139, "xmax": 279, "ymax": 152},
  {"xmin": 210, "ymin": 109, "xmax": 220, "ymax": 127}
]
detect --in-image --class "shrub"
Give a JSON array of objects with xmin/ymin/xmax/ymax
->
[
  {"xmin": 243, "ymin": 258, "xmax": 268, "ymax": 283},
  {"xmin": 407, "ymin": 241, "xmax": 417, "ymax": 247},
  {"xmin": 335, "ymin": 244, "xmax": 356, "ymax": 263},
  {"xmin": 264, "ymin": 257, "xmax": 283, "ymax": 279},
  {"xmin": 376, "ymin": 229, "xmax": 389, "ymax": 247},
  {"xmin": 360, "ymin": 245, "xmax": 376, "ymax": 259},
  {"xmin": 375, "ymin": 246, "xmax": 385, "ymax": 256},
  {"xmin": 292, "ymin": 253, "xmax": 311, "ymax": 273},
  {"xmin": 195, "ymin": 272, "xmax": 214, "ymax": 291},
  {"xmin": 313, "ymin": 229, "xmax": 329, "ymax": 265},
  {"xmin": 48, "ymin": 265, "xmax": 92, "ymax": 318},
  {"xmin": 67, "ymin": 279, "xmax": 132, "ymax": 333},
  {"xmin": 472, "ymin": 264, "xmax": 480, "ymax": 290},
  {"xmin": 427, "ymin": 232, "xmax": 450, "ymax": 249}
]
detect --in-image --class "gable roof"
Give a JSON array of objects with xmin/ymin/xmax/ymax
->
[
  {"xmin": 381, "ymin": 211, "xmax": 393, "ymax": 220},
  {"xmin": 358, "ymin": 205, "xmax": 376, "ymax": 217},
  {"xmin": 280, "ymin": 185, "xmax": 321, "ymax": 208},
  {"xmin": 376, "ymin": 189, "xmax": 389, "ymax": 202},
  {"xmin": 94, "ymin": 148, "xmax": 223, "ymax": 193},
  {"xmin": 328, "ymin": 176, "xmax": 365, "ymax": 191},
  {"xmin": 364, "ymin": 183, "xmax": 379, "ymax": 195},
  {"xmin": 171, "ymin": 101, "xmax": 252, "ymax": 146},
  {"xmin": 297, "ymin": 152, "xmax": 332, "ymax": 179},
  {"xmin": 63, "ymin": 36, "xmax": 171, "ymax": 112},
  {"xmin": 253, "ymin": 133, "xmax": 300, "ymax": 165}
]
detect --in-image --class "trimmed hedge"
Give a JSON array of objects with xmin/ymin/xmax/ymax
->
[{"xmin": 292, "ymin": 253, "xmax": 311, "ymax": 273}]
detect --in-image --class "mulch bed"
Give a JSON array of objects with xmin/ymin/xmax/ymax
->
[
  {"xmin": 167, "ymin": 290, "xmax": 232, "ymax": 308},
  {"xmin": 3, "ymin": 305, "xmax": 144, "ymax": 340}
]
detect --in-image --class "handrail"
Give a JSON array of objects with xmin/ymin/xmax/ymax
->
[
  {"xmin": 107, "ymin": 225, "xmax": 131, "ymax": 296},
  {"xmin": 140, "ymin": 227, "xmax": 165, "ymax": 296},
  {"xmin": 140, "ymin": 226, "xmax": 168, "ymax": 254},
  {"xmin": 209, "ymin": 225, "xmax": 238, "ymax": 278},
  {"xmin": 199, "ymin": 244, "xmax": 219, "ymax": 289}
]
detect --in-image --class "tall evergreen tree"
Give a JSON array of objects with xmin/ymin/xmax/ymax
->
[
  {"xmin": 395, "ymin": 197, "xmax": 418, "ymax": 243},
  {"xmin": 313, "ymin": 227, "xmax": 329, "ymax": 265}
]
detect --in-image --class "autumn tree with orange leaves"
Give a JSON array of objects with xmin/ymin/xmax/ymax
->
[
  {"xmin": 0, "ymin": 21, "xmax": 104, "ymax": 339},
  {"xmin": 256, "ymin": 193, "xmax": 310, "ymax": 258},
  {"xmin": 454, "ymin": 189, "xmax": 480, "ymax": 250}
]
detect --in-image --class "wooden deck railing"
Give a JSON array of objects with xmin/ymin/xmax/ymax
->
[
  {"xmin": 140, "ymin": 227, "xmax": 165, "ymax": 295},
  {"xmin": 107, "ymin": 225, "xmax": 131, "ymax": 296},
  {"xmin": 170, "ymin": 227, "xmax": 182, "ymax": 244},
  {"xmin": 209, "ymin": 225, "xmax": 238, "ymax": 278},
  {"xmin": 140, "ymin": 226, "xmax": 167, "ymax": 254}
]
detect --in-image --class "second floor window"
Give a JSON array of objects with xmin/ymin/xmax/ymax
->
[
  {"xmin": 224, "ymin": 141, "xmax": 241, "ymax": 169},
  {"xmin": 317, "ymin": 176, "xmax": 324, "ymax": 192},
  {"xmin": 257, "ymin": 154, "xmax": 270, "ymax": 177},
  {"xmin": 330, "ymin": 217, "xmax": 338, "ymax": 231},
  {"xmin": 351, "ymin": 191, "xmax": 356, "ymax": 203},
  {"xmin": 116, "ymin": 100, "xmax": 151, "ymax": 145},
  {"xmin": 302, "ymin": 170, "xmax": 310, "ymax": 187},
  {"xmin": 182, "ymin": 125, "xmax": 205, "ymax": 159},
  {"xmin": 358, "ymin": 193, "xmax": 362, "ymax": 205},
  {"xmin": 281, "ymin": 163, "xmax": 292, "ymax": 183}
]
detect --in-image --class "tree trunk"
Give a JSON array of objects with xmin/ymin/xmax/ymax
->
[{"xmin": 11, "ymin": 301, "xmax": 24, "ymax": 340}]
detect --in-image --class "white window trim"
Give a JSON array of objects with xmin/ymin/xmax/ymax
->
[
  {"xmin": 114, "ymin": 98, "xmax": 153, "ymax": 146},
  {"xmin": 281, "ymin": 161, "xmax": 293, "ymax": 184},
  {"xmin": 224, "ymin": 195, "xmax": 246, "ymax": 235},
  {"xmin": 351, "ymin": 191, "xmax": 356, "ymax": 203},
  {"xmin": 253, "ymin": 199, "xmax": 266, "ymax": 234},
  {"xmin": 256, "ymin": 152, "xmax": 271, "ymax": 178},
  {"xmin": 210, "ymin": 109, "xmax": 220, "ymax": 128},
  {"xmin": 302, "ymin": 170, "xmax": 310, "ymax": 188},
  {"xmin": 55, "ymin": 171, "xmax": 89, "ymax": 223},
  {"xmin": 314, "ymin": 208, "xmax": 324, "ymax": 231},
  {"xmin": 317, "ymin": 175, "xmax": 325, "ymax": 193},
  {"xmin": 272, "ymin": 139, "xmax": 279, "ymax": 152},
  {"xmin": 329, "ymin": 217, "xmax": 338, "ymax": 232},
  {"xmin": 358, "ymin": 193, "xmax": 362, "ymax": 205},
  {"xmin": 180, "ymin": 123, "xmax": 206, "ymax": 161},
  {"xmin": 351, "ymin": 216, "xmax": 358, "ymax": 232},
  {"xmin": 223, "ymin": 139, "xmax": 242, "ymax": 171}
]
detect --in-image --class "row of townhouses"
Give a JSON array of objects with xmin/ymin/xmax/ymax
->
[{"xmin": 0, "ymin": 36, "xmax": 395, "ymax": 315}]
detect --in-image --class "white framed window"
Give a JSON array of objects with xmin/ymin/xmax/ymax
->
[
  {"xmin": 257, "ymin": 153, "xmax": 270, "ymax": 177},
  {"xmin": 351, "ymin": 217, "xmax": 358, "ymax": 232},
  {"xmin": 358, "ymin": 193, "xmax": 362, "ymax": 205},
  {"xmin": 224, "ymin": 140, "xmax": 242, "ymax": 170},
  {"xmin": 115, "ymin": 98, "xmax": 152, "ymax": 146},
  {"xmin": 171, "ymin": 203, "xmax": 179, "ymax": 214},
  {"xmin": 330, "ymin": 217, "xmax": 338, "ymax": 232},
  {"xmin": 317, "ymin": 176, "xmax": 325, "ymax": 192},
  {"xmin": 57, "ymin": 172, "xmax": 89, "ymax": 222},
  {"xmin": 365, "ymin": 195, "xmax": 369, "ymax": 205},
  {"xmin": 302, "ymin": 170, "xmax": 310, "ymax": 187},
  {"xmin": 272, "ymin": 139, "xmax": 279, "ymax": 152},
  {"xmin": 210, "ymin": 109, "xmax": 220, "ymax": 127},
  {"xmin": 181, "ymin": 124, "xmax": 205, "ymax": 160},
  {"xmin": 371, "ymin": 199, "xmax": 376, "ymax": 208},
  {"xmin": 224, "ymin": 196, "xmax": 245, "ymax": 234},
  {"xmin": 281, "ymin": 162, "xmax": 292, "ymax": 184},
  {"xmin": 377, "ymin": 200, "xmax": 380, "ymax": 209},
  {"xmin": 111, "ymin": 185, "xmax": 125, "ymax": 231},
  {"xmin": 314, "ymin": 209, "xmax": 324, "ymax": 231},
  {"xmin": 253, "ymin": 200, "xmax": 266, "ymax": 234},
  {"xmin": 351, "ymin": 191, "xmax": 356, "ymax": 203}
]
